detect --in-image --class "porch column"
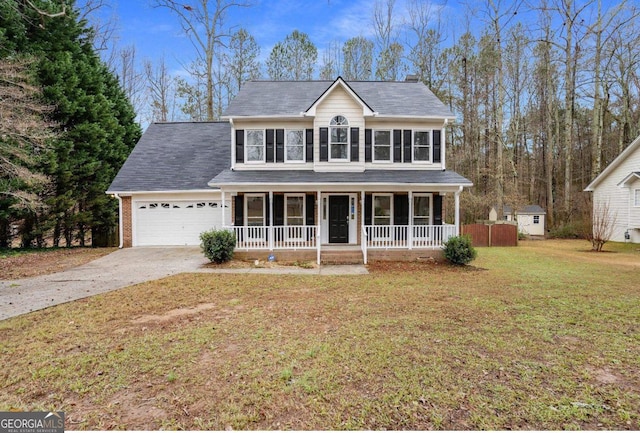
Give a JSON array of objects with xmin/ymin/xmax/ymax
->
[
  {"xmin": 360, "ymin": 190, "xmax": 366, "ymax": 248},
  {"xmin": 221, "ymin": 190, "xmax": 226, "ymax": 227},
  {"xmin": 408, "ymin": 190, "xmax": 413, "ymax": 250},
  {"xmin": 269, "ymin": 190, "xmax": 274, "ymax": 251},
  {"xmin": 317, "ymin": 190, "xmax": 321, "ymax": 265},
  {"xmin": 455, "ymin": 187, "xmax": 462, "ymax": 236}
]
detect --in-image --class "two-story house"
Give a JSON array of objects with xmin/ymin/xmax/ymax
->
[{"xmin": 107, "ymin": 77, "xmax": 472, "ymax": 263}]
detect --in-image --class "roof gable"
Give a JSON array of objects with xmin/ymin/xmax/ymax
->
[
  {"xmin": 585, "ymin": 134, "xmax": 640, "ymax": 191},
  {"xmin": 304, "ymin": 77, "xmax": 375, "ymax": 117},
  {"xmin": 617, "ymin": 171, "xmax": 640, "ymax": 187}
]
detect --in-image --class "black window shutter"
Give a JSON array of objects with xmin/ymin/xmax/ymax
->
[
  {"xmin": 403, "ymin": 130, "xmax": 412, "ymax": 163},
  {"xmin": 434, "ymin": 194, "xmax": 443, "ymax": 225},
  {"xmin": 365, "ymin": 129, "xmax": 372, "ymax": 162},
  {"xmin": 273, "ymin": 194, "xmax": 284, "ymax": 226},
  {"xmin": 266, "ymin": 129, "xmax": 275, "ymax": 162},
  {"xmin": 264, "ymin": 194, "xmax": 270, "ymax": 228},
  {"xmin": 393, "ymin": 130, "xmax": 402, "ymax": 162},
  {"xmin": 235, "ymin": 129, "xmax": 244, "ymax": 163},
  {"xmin": 305, "ymin": 194, "xmax": 315, "ymax": 226},
  {"xmin": 305, "ymin": 129, "xmax": 314, "ymax": 163},
  {"xmin": 433, "ymin": 130, "xmax": 441, "ymax": 163},
  {"xmin": 319, "ymin": 127, "xmax": 328, "ymax": 161},
  {"xmin": 234, "ymin": 195, "xmax": 244, "ymax": 226},
  {"xmin": 364, "ymin": 194, "xmax": 372, "ymax": 225},
  {"xmin": 394, "ymin": 194, "xmax": 409, "ymax": 225},
  {"xmin": 276, "ymin": 129, "xmax": 285, "ymax": 162},
  {"xmin": 350, "ymin": 127, "xmax": 359, "ymax": 162}
]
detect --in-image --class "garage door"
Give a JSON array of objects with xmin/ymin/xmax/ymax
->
[{"xmin": 135, "ymin": 200, "xmax": 231, "ymax": 246}]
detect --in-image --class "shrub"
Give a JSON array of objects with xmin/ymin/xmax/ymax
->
[
  {"xmin": 200, "ymin": 229, "xmax": 236, "ymax": 264},
  {"xmin": 443, "ymin": 234, "xmax": 477, "ymax": 266}
]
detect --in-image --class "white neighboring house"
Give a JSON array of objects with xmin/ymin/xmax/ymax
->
[
  {"xmin": 585, "ymin": 134, "xmax": 640, "ymax": 243},
  {"xmin": 489, "ymin": 205, "xmax": 546, "ymax": 236}
]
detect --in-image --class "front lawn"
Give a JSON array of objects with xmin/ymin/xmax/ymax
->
[{"xmin": 0, "ymin": 240, "xmax": 638, "ymax": 430}]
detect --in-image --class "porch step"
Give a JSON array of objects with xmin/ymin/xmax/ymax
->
[{"xmin": 320, "ymin": 250, "xmax": 364, "ymax": 265}]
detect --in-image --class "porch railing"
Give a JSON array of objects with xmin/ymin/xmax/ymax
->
[
  {"xmin": 364, "ymin": 224, "xmax": 456, "ymax": 249},
  {"xmin": 225, "ymin": 226, "xmax": 317, "ymax": 250}
]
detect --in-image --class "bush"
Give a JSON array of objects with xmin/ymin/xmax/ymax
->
[
  {"xmin": 200, "ymin": 229, "xmax": 236, "ymax": 264},
  {"xmin": 443, "ymin": 234, "xmax": 477, "ymax": 266}
]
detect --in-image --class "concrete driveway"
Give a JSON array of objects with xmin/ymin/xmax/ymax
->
[
  {"xmin": 0, "ymin": 247, "xmax": 368, "ymax": 321},
  {"xmin": 0, "ymin": 247, "xmax": 207, "ymax": 321}
]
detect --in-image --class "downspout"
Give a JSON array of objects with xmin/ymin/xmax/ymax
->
[{"xmin": 114, "ymin": 193, "xmax": 124, "ymax": 248}]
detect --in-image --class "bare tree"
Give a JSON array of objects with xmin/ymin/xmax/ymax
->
[
  {"xmin": 342, "ymin": 36, "xmax": 373, "ymax": 81},
  {"xmin": 319, "ymin": 40, "xmax": 342, "ymax": 80},
  {"xmin": 587, "ymin": 199, "xmax": 616, "ymax": 251},
  {"xmin": 152, "ymin": 0, "xmax": 252, "ymax": 120},
  {"xmin": 144, "ymin": 56, "xmax": 175, "ymax": 122},
  {"xmin": 225, "ymin": 28, "xmax": 260, "ymax": 94}
]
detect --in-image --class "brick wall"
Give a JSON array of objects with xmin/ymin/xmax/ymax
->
[{"xmin": 122, "ymin": 196, "xmax": 132, "ymax": 248}]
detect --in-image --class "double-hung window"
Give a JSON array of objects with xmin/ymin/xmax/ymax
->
[
  {"xmin": 373, "ymin": 194, "xmax": 392, "ymax": 226},
  {"xmin": 413, "ymin": 194, "xmax": 431, "ymax": 225},
  {"xmin": 413, "ymin": 130, "xmax": 431, "ymax": 162},
  {"xmin": 635, "ymin": 189, "xmax": 640, "ymax": 207},
  {"xmin": 245, "ymin": 194, "xmax": 265, "ymax": 227},
  {"xmin": 286, "ymin": 130, "xmax": 304, "ymax": 162},
  {"xmin": 245, "ymin": 130, "xmax": 265, "ymax": 162},
  {"xmin": 373, "ymin": 130, "xmax": 391, "ymax": 162},
  {"xmin": 285, "ymin": 195, "xmax": 305, "ymax": 226},
  {"xmin": 533, "ymin": 215, "xmax": 540, "ymax": 224},
  {"xmin": 330, "ymin": 115, "xmax": 349, "ymax": 160}
]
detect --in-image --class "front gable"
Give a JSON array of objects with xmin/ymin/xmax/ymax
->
[{"xmin": 305, "ymin": 77, "xmax": 376, "ymax": 118}]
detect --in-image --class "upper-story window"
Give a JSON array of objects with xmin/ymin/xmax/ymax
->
[
  {"xmin": 635, "ymin": 189, "xmax": 640, "ymax": 207},
  {"xmin": 246, "ymin": 129, "xmax": 265, "ymax": 162},
  {"xmin": 286, "ymin": 130, "xmax": 304, "ymax": 162},
  {"xmin": 373, "ymin": 130, "xmax": 391, "ymax": 162},
  {"xmin": 413, "ymin": 130, "xmax": 431, "ymax": 162},
  {"xmin": 330, "ymin": 115, "xmax": 349, "ymax": 161}
]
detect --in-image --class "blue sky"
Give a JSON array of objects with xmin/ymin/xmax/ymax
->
[{"xmin": 98, "ymin": 0, "xmax": 454, "ymax": 76}]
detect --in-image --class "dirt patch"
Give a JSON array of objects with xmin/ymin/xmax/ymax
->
[
  {"xmin": 131, "ymin": 303, "xmax": 217, "ymax": 324},
  {"xmin": 0, "ymin": 248, "xmax": 116, "ymax": 280}
]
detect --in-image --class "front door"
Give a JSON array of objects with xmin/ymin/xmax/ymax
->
[{"xmin": 329, "ymin": 195, "xmax": 350, "ymax": 243}]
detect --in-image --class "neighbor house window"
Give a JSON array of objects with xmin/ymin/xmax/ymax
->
[
  {"xmin": 413, "ymin": 130, "xmax": 431, "ymax": 162},
  {"xmin": 286, "ymin": 130, "xmax": 304, "ymax": 162},
  {"xmin": 635, "ymin": 189, "xmax": 640, "ymax": 206},
  {"xmin": 245, "ymin": 130, "xmax": 265, "ymax": 162},
  {"xmin": 330, "ymin": 115, "xmax": 349, "ymax": 160},
  {"xmin": 245, "ymin": 194, "xmax": 265, "ymax": 226},
  {"xmin": 373, "ymin": 130, "xmax": 391, "ymax": 162},
  {"xmin": 373, "ymin": 194, "xmax": 392, "ymax": 226},
  {"xmin": 413, "ymin": 194, "xmax": 432, "ymax": 225},
  {"xmin": 533, "ymin": 215, "xmax": 540, "ymax": 224},
  {"xmin": 285, "ymin": 195, "xmax": 304, "ymax": 226}
]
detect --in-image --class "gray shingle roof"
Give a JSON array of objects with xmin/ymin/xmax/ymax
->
[
  {"xmin": 223, "ymin": 79, "xmax": 455, "ymax": 118},
  {"xmin": 497, "ymin": 204, "xmax": 546, "ymax": 214},
  {"xmin": 107, "ymin": 122, "xmax": 230, "ymax": 192},
  {"xmin": 209, "ymin": 169, "xmax": 472, "ymax": 187}
]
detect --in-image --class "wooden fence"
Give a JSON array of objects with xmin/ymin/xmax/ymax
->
[{"xmin": 462, "ymin": 223, "xmax": 518, "ymax": 247}]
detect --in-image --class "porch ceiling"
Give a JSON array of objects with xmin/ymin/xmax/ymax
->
[{"xmin": 209, "ymin": 169, "xmax": 472, "ymax": 192}]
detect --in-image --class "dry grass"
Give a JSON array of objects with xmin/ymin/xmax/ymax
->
[
  {"xmin": 0, "ymin": 239, "xmax": 638, "ymax": 430},
  {"xmin": 0, "ymin": 248, "xmax": 116, "ymax": 280}
]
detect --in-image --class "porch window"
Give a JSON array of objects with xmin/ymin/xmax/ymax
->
[
  {"xmin": 413, "ymin": 130, "xmax": 431, "ymax": 162},
  {"xmin": 413, "ymin": 194, "xmax": 432, "ymax": 225},
  {"xmin": 286, "ymin": 130, "xmax": 304, "ymax": 162},
  {"xmin": 285, "ymin": 195, "xmax": 304, "ymax": 226},
  {"xmin": 373, "ymin": 130, "xmax": 391, "ymax": 162},
  {"xmin": 245, "ymin": 194, "xmax": 265, "ymax": 226},
  {"xmin": 246, "ymin": 130, "xmax": 265, "ymax": 162},
  {"xmin": 373, "ymin": 194, "xmax": 392, "ymax": 225},
  {"xmin": 330, "ymin": 115, "xmax": 349, "ymax": 160}
]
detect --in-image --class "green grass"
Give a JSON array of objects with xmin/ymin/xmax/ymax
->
[{"xmin": 0, "ymin": 240, "xmax": 638, "ymax": 430}]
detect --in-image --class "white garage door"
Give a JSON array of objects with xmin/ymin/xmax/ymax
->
[{"xmin": 135, "ymin": 200, "xmax": 231, "ymax": 246}]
